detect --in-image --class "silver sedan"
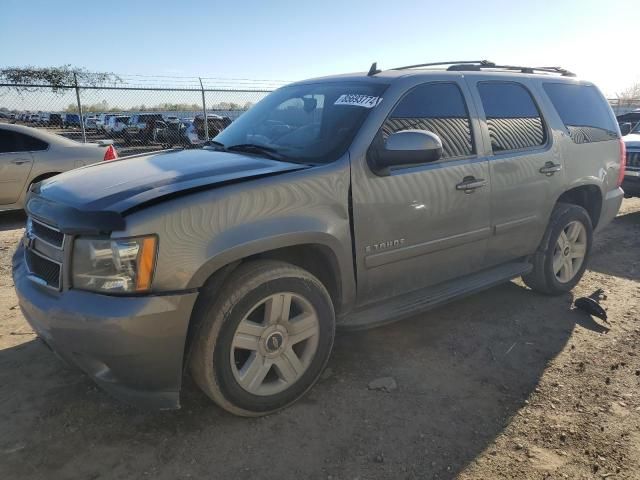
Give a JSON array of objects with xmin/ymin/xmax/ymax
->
[{"xmin": 0, "ymin": 123, "xmax": 118, "ymax": 211}]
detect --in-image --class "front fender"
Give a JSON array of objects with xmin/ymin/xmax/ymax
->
[{"xmin": 187, "ymin": 215, "xmax": 355, "ymax": 309}]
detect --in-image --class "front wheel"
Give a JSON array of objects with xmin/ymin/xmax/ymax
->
[
  {"xmin": 190, "ymin": 260, "xmax": 335, "ymax": 416},
  {"xmin": 522, "ymin": 203, "xmax": 593, "ymax": 295}
]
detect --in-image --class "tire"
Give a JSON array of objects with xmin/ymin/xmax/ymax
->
[
  {"xmin": 522, "ymin": 202, "xmax": 593, "ymax": 295},
  {"xmin": 190, "ymin": 260, "xmax": 335, "ymax": 417}
]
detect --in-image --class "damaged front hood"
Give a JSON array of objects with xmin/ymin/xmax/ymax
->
[{"xmin": 35, "ymin": 149, "xmax": 307, "ymax": 214}]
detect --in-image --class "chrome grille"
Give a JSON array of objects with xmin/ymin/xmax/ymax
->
[
  {"xmin": 31, "ymin": 219, "xmax": 64, "ymax": 248},
  {"xmin": 24, "ymin": 216, "xmax": 65, "ymax": 290},
  {"xmin": 25, "ymin": 248, "xmax": 61, "ymax": 289}
]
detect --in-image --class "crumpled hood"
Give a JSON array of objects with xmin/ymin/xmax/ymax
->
[
  {"xmin": 36, "ymin": 149, "xmax": 307, "ymax": 213},
  {"xmin": 623, "ymin": 133, "xmax": 640, "ymax": 149}
]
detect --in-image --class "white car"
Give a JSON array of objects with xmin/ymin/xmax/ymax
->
[
  {"xmin": 104, "ymin": 115, "xmax": 130, "ymax": 136},
  {"xmin": 84, "ymin": 116, "xmax": 99, "ymax": 131},
  {"xmin": 95, "ymin": 113, "xmax": 115, "ymax": 132},
  {"xmin": 0, "ymin": 124, "xmax": 118, "ymax": 211}
]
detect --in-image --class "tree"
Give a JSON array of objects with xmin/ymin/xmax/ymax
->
[
  {"xmin": 616, "ymin": 82, "xmax": 640, "ymax": 108},
  {"xmin": 0, "ymin": 65, "xmax": 121, "ymax": 93}
]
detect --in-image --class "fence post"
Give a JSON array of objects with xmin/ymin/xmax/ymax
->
[
  {"xmin": 199, "ymin": 77, "xmax": 209, "ymax": 141},
  {"xmin": 74, "ymin": 73, "xmax": 86, "ymax": 143}
]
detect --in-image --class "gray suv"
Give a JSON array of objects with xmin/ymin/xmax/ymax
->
[{"xmin": 12, "ymin": 61, "xmax": 625, "ymax": 416}]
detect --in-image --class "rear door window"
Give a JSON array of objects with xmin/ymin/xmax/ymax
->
[
  {"xmin": 478, "ymin": 82, "xmax": 546, "ymax": 153},
  {"xmin": 383, "ymin": 82, "xmax": 474, "ymax": 159},
  {"xmin": 0, "ymin": 130, "xmax": 47, "ymax": 153},
  {"xmin": 543, "ymin": 83, "xmax": 618, "ymax": 143}
]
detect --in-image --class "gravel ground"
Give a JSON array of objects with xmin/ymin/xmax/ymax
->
[{"xmin": 0, "ymin": 200, "xmax": 639, "ymax": 480}]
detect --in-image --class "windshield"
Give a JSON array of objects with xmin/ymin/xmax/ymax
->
[
  {"xmin": 214, "ymin": 81, "xmax": 387, "ymax": 164},
  {"xmin": 632, "ymin": 122, "xmax": 640, "ymax": 134}
]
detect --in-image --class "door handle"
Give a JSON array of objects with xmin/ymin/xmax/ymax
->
[
  {"xmin": 11, "ymin": 159, "xmax": 31, "ymax": 165},
  {"xmin": 456, "ymin": 176, "xmax": 487, "ymax": 194},
  {"xmin": 539, "ymin": 162, "xmax": 562, "ymax": 176}
]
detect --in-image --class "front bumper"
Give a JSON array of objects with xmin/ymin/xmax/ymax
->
[{"xmin": 12, "ymin": 244, "xmax": 198, "ymax": 410}]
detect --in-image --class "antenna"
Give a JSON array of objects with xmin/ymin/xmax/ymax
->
[{"xmin": 367, "ymin": 62, "xmax": 381, "ymax": 76}]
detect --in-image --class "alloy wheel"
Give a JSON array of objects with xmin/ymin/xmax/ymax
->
[{"xmin": 230, "ymin": 292, "xmax": 320, "ymax": 396}]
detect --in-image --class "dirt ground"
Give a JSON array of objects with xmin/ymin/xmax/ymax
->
[{"xmin": 1, "ymin": 200, "xmax": 639, "ymax": 480}]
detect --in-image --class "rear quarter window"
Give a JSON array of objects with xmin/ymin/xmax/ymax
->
[{"xmin": 543, "ymin": 83, "xmax": 618, "ymax": 144}]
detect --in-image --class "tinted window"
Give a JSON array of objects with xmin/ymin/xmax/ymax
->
[
  {"xmin": 478, "ymin": 82, "xmax": 546, "ymax": 152},
  {"xmin": 0, "ymin": 130, "xmax": 47, "ymax": 153},
  {"xmin": 383, "ymin": 82, "xmax": 474, "ymax": 158},
  {"xmin": 544, "ymin": 83, "xmax": 618, "ymax": 144}
]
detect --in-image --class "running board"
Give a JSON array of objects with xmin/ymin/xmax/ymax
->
[{"xmin": 339, "ymin": 261, "xmax": 532, "ymax": 330}]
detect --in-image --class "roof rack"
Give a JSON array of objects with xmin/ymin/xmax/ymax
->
[{"xmin": 389, "ymin": 60, "xmax": 576, "ymax": 77}]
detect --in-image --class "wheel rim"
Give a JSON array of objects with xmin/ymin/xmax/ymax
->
[
  {"xmin": 553, "ymin": 220, "xmax": 587, "ymax": 283},
  {"xmin": 230, "ymin": 292, "xmax": 320, "ymax": 396}
]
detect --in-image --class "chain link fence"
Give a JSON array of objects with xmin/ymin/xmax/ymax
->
[
  {"xmin": 608, "ymin": 97, "xmax": 640, "ymax": 116},
  {"xmin": 0, "ymin": 73, "xmax": 288, "ymax": 156}
]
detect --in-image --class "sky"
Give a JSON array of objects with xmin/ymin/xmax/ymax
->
[{"xmin": 1, "ymin": 0, "xmax": 639, "ymax": 97}]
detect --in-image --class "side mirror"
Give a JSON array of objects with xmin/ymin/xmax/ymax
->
[
  {"xmin": 619, "ymin": 122, "xmax": 632, "ymax": 136},
  {"xmin": 368, "ymin": 130, "xmax": 443, "ymax": 176}
]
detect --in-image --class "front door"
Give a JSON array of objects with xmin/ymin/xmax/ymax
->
[
  {"xmin": 351, "ymin": 81, "xmax": 492, "ymax": 306},
  {"xmin": 0, "ymin": 130, "xmax": 35, "ymax": 205}
]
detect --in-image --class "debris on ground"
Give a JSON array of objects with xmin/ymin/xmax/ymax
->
[
  {"xmin": 574, "ymin": 288, "xmax": 609, "ymax": 323},
  {"xmin": 367, "ymin": 377, "xmax": 397, "ymax": 392}
]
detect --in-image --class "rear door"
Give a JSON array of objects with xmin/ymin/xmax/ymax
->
[
  {"xmin": 351, "ymin": 80, "xmax": 492, "ymax": 305},
  {"xmin": 0, "ymin": 130, "xmax": 40, "ymax": 205},
  {"xmin": 467, "ymin": 79, "xmax": 566, "ymax": 265}
]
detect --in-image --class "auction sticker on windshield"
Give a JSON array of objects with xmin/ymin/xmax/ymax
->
[{"xmin": 334, "ymin": 94, "xmax": 382, "ymax": 108}]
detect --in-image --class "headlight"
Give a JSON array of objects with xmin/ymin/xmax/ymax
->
[{"xmin": 72, "ymin": 236, "xmax": 157, "ymax": 293}]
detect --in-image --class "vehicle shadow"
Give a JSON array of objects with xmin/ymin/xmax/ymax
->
[
  {"xmin": 0, "ymin": 210, "xmax": 26, "ymax": 232},
  {"xmin": 0, "ymin": 280, "xmax": 581, "ymax": 480},
  {"xmin": 588, "ymin": 208, "xmax": 640, "ymax": 282}
]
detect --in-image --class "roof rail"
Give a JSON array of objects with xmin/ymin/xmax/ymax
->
[
  {"xmin": 389, "ymin": 60, "xmax": 576, "ymax": 77},
  {"xmin": 391, "ymin": 60, "xmax": 494, "ymax": 70}
]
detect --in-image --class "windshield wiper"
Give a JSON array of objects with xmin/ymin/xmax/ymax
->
[
  {"xmin": 226, "ymin": 143, "xmax": 290, "ymax": 162},
  {"xmin": 204, "ymin": 140, "xmax": 226, "ymax": 150}
]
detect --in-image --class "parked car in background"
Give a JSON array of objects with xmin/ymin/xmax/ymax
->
[
  {"xmin": 96, "ymin": 113, "xmax": 119, "ymax": 132},
  {"xmin": 11, "ymin": 62, "xmax": 624, "ymax": 416},
  {"xmin": 63, "ymin": 114, "xmax": 82, "ymax": 129},
  {"xmin": 153, "ymin": 118, "xmax": 206, "ymax": 147},
  {"xmin": 104, "ymin": 115, "xmax": 130, "ymax": 136},
  {"xmin": 621, "ymin": 121, "xmax": 640, "ymax": 197},
  {"xmin": 617, "ymin": 109, "xmax": 640, "ymax": 133},
  {"xmin": 95, "ymin": 113, "xmax": 107, "ymax": 131},
  {"xmin": 84, "ymin": 116, "xmax": 99, "ymax": 131},
  {"xmin": 152, "ymin": 119, "xmax": 185, "ymax": 146},
  {"xmin": 29, "ymin": 114, "xmax": 40, "ymax": 124},
  {"xmin": 123, "ymin": 113, "xmax": 164, "ymax": 143},
  {"xmin": 193, "ymin": 113, "xmax": 232, "ymax": 140},
  {"xmin": 0, "ymin": 123, "xmax": 118, "ymax": 211},
  {"xmin": 48, "ymin": 113, "xmax": 64, "ymax": 128}
]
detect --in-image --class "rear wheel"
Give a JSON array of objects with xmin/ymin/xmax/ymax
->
[
  {"xmin": 190, "ymin": 260, "xmax": 335, "ymax": 416},
  {"xmin": 522, "ymin": 203, "xmax": 593, "ymax": 295}
]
